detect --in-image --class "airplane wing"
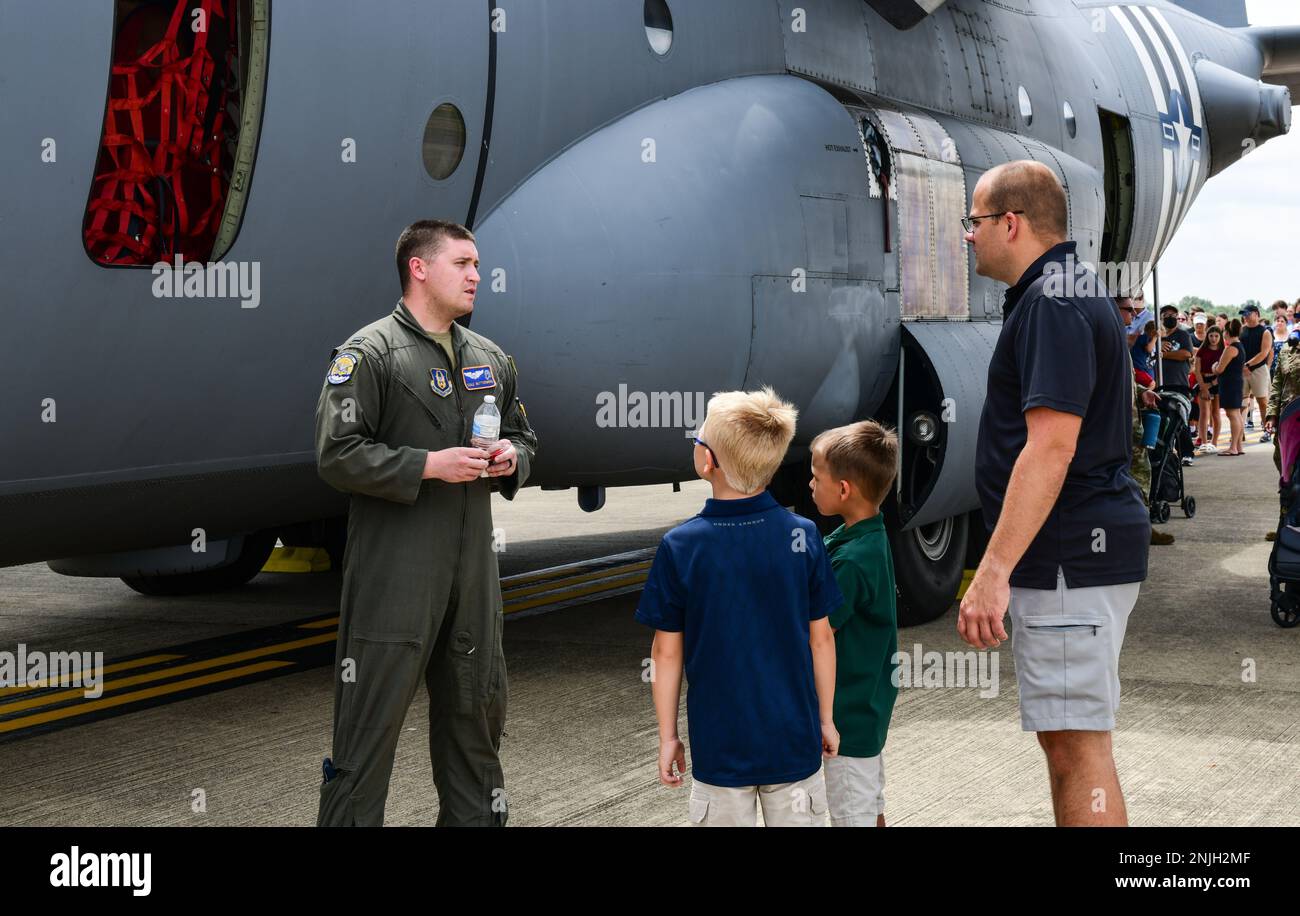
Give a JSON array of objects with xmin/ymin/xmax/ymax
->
[{"xmin": 1246, "ymin": 25, "xmax": 1300, "ymax": 98}]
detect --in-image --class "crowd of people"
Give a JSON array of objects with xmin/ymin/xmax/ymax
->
[{"xmin": 1121, "ymin": 295, "xmax": 1300, "ymax": 545}]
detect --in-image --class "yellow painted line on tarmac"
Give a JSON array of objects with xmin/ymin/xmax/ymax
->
[
  {"xmin": 0, "ymin": 661, "xmax": 295, "ymax": 734},
  {"xmin": 0, "ymin": 654, "xmax": 186, "ymax": 699},
  {"xmin": 0, "ymin": 634, "xmax": 336, "ymax": 715},
  {"xmin": 502, "ymin": 560, "xmax": 652, "ymax": 600},
  {"xmin": 298, "ymin": 617, "xmax": 340, "ymax": 630},
  {"xmin": 505, "ymin": 571, "xmax": 649, "ymax": 615}
]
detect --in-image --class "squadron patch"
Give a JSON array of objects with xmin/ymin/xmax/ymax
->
[
  {"xmin": 430, "ymin": 367, "xmax": 453, "ymax": 397},
  {"xmin": 461, "ymin": 364, "xmax": 496, "ymax": 391},
  {"xmin": 327, "ymin": 352, "xmax": 360, "ymax": 385}
]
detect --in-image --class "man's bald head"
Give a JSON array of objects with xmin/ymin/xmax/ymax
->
[{"xmin": 979, "ymin": 160, "xmax": 1068, "ymax": 244}]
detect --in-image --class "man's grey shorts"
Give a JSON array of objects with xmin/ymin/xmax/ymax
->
[{"xmin": 1009, "ymin": 568, "xmax": 1140, "ymax": 732}]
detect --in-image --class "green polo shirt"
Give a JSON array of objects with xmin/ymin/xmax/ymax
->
[{"xmin": 823, "ymin": 513, "xmax": 899, "ymax": 758}]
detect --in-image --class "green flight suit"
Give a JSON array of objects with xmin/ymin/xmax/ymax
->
[{"xmin": 314, "ymin": 299, "xmax": 538, "ymax": 827}]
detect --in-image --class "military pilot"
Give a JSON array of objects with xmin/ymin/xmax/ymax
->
[{"xmin": 315, "ymin": 219, "xmax": 537, "ymax": 826}]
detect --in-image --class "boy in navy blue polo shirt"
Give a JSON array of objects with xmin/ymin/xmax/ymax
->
[{"xmin": 636, "ymin": 387, "xmax": 843, "ymax": 827}]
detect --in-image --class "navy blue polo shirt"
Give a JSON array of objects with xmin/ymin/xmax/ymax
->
[
  {"xmin": 634, "ymin": 491, "xmax": 843, "ymax": 787},
  {"xmin": 975, "ymin": 241, "xmax": 1150, "ymax": 589}
]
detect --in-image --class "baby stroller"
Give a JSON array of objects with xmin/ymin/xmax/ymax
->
[
  {"xmin": 1267, "ymin": 397, "xmax": 1300, "ymax": 627},
  {"xmin": 1148, "ymin": 388, "xmax": 1196, "ymax": 524}
]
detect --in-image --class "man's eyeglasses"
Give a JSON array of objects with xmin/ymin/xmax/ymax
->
[
  {"xmin": 961, "ymin": 210, "xmax": 1025, "ymax": 233},
  {"xmin": 693, "ymin": 436, "xmax": 720, "ymax": 469}
]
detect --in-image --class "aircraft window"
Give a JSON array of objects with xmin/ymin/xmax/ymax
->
[
  {"xmin": 1063, "ymin": 101, "xmax": 1077, "ymax": 138},
  {"xmin": 1018, "ymin": 86, "xmax": 1033, "ymax": 125},
  {"xmin": 422, "ymin": 103, "xmax": 466, "ymax": 181},
  {"xmin": 644, "ymin": 0, "xmax": 673, "ymax": 55},
  {"xmin": 83, "ymin": 0, "xmax": 268, "ymax": 266}
]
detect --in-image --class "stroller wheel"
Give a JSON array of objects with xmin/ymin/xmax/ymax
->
[
  {"xmin": 1182, "ymin": 496, "xmax": 1197, "ymax": 519},
  {"xmin": 1271, "ymin": 598, "xmax": 1300, "ymax": 628},
  {"xmin": 1154, "ymin": 502, "xmax": 1171, "ymax": 524}
]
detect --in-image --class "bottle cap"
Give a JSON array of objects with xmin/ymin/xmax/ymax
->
[{"xmin": 484, "ymin": 395, "xmax": 495, "ymax": 404}]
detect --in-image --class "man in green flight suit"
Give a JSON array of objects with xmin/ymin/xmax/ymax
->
[{"xmin": 315, "ymin": 219, "xmax": 538, "ymax": 826}]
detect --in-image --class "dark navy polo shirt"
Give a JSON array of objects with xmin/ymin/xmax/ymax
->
[
  {"xmin": 634, "ymin": 491, "xmax": 843, "ymax": 787},
  {"xmin": 975, "ymin": 241, "xmax": 1150, "ymax": 590}
]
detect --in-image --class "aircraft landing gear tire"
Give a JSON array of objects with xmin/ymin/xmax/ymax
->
[
  {"xmin": 887, "ymin": 512, "xmax": 969, "ymax": 628},
  {"xmin": 121, "ymin": 530, "xmax": 278, "ymax": 596}
]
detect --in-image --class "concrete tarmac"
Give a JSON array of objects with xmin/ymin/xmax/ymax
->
[{"xmin": 0, "ymin": 435, "xmax": 1297, "ymax": 826}]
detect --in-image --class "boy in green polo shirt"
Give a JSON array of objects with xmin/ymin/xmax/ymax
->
[{"xmin": 809, "ymin": 420, "xmax": 900, "ymax": 827}]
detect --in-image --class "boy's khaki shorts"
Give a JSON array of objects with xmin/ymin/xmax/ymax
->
[
  {"xmin": 688, "ymin": 770, "xmax": 826, "ymax": 827},
  {"xmin": 824, "ymin": 753, "xmax": 885, "ymax": 826}
]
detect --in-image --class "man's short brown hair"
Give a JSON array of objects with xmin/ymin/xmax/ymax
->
[
  {"xmin": 396, "ymin": 219, "xmax": 475, "ymax": 292},
  {"xmin": 811, "ymin": 420, "xmax": 899, "ymax": 504},
  {"xmin": 981, "ymin": 160, "xmax": 1068, "ymax": 242}
]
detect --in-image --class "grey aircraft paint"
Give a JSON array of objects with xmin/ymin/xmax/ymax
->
[{"xmin": 0, "ymin": 0, "xmax": 1295, "ymax": 618}]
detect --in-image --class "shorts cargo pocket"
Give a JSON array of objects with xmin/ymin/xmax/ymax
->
[
  {"xmin": 808, "ymin": 779, "xmax": 829, "ymax": 818},
  {"xmin": 1021, "ymin": 615, "xmax": 1111, "ymax": 724},
  {"xmin": 688, "ymin": 795, "xmax": 710, "ymax": 826},
  {"xmin": 451, "ymin": 630, "xmax": 478, "ymax": 715}
]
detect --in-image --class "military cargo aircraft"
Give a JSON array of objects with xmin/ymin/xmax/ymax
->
[{"xmin": 1, "ymin": 0, "xmax": 1296, "ymax": 624}]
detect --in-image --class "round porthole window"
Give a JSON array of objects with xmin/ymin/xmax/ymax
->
[
  {"xmin": 1063, "ymin": 101, "xmax": 1077, "ymax": 138},
  {"xmin": 422, "ymin": 103, "xmax": 465, "ymax": 181},
  {"xmin": 1019, "ymin": 86, "xmax": 1033, "ymax": 125},
  {"xmin": 644, "ymin": 0, "xmax": 673, "ymax": 55}
]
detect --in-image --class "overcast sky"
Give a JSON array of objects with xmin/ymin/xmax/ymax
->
[{"xmin": 1155, "ymin": 0, "xmax": 1300, "ymax": 309}]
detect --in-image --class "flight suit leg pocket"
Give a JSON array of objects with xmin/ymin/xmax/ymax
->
[
  {"xmin": 450, "ymin": 630, "xmax": 479, "ymax": 715},
  {"xmin": 337, "ymin": 632, "xmax": 422, "ymax": 764}
]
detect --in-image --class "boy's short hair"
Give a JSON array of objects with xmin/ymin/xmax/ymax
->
[
  {"xmin": 810, "ymin": 420, "xmax": 899, "ymax": 503},
  {"xmin": 699, "ymin": 387, "xmax": 797, "ymax": 494}
]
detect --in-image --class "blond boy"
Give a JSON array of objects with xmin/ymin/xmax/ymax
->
[{"xmin": 636, "ymin": 388, "xmax": 843, "ymax": 826}]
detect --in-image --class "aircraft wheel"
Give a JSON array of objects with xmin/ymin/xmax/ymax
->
[
  {"xmin": 887, "ymin": 511, "xmax": 969, "ymax": 628},
  {"xmin": 121, "ymin": 530, "xmax": 278, "ymax": 596}
]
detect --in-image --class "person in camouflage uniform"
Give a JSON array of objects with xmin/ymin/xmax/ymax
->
[
  {"xmin": 1118, "ymin": 295, "xmax": 1173, "ymax": 545},
  {"xmin": 1263, "ymin": 330, "xmax": 1300, "ymax": 541},
  {"xmin": 1265, "ymin": 329, "xmax": 1300, "ymax": 475}
]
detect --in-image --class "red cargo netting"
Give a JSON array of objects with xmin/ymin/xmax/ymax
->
[{"xmin": 84, "ymin": 0, "xmax": 241, "ymax": 265}]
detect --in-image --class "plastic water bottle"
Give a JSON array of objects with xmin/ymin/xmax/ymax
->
[{"xmin": 471, "ymin": 396, "xmax": 501, "ymax": 477}]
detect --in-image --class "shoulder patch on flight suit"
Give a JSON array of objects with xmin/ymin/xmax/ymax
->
[
  {"xmin": 461, "ymin": 364, "xmax": 496, "ymax": 391},
  {"xmin": 430, "ymin": 367, "xmax": 453, "ymax": 397},
  {"xmin": 327, "ymin": 351, "xmax": 361, "ymax": 385}
]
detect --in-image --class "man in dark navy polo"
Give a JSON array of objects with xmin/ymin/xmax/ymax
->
[{"xmin": 958, "ymin": 161, "xmax": 1150, "ymax": 827}]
